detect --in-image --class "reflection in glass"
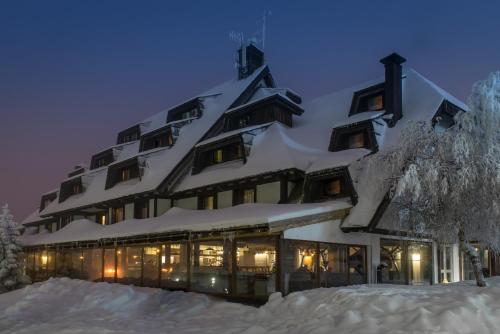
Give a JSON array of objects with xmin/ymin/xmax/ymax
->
[
  {"xmin": 236, "ymin": 238, "xmax": 276, "ymax": 297},
  {"xmin": 161, "ymin": 243, "xmax": 188, "ymax": 289},
  {"xmin": 143, "ymin": 246, "xmax": 160, "ymax": 287},
  {"xmin": 282, "ymin": 240, "xmax": 317, "ymax": 294},
  {"xmin": 103, "ymin": 248, "xmax": 116, "ymax": 282},
  {"xmin": 348, "ymin": 246, "xmax": 366, "ymax": 284},
  {"xmin": 117, "ymin": 247, "xmax": 142, "ymax": 285},
  {"xmin": 319, "ymin": 244, "xmax": 348, "ymax": 287},
  {"xmin": 190, "ymin": 240, "xmax": 231, "ymax": 294},
  {"xmin": 82, "ymin": 248, "xmax": 103, "ymax": 282}
]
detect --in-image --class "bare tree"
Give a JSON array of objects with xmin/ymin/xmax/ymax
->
[{"xmin": 373, "ymin": 72, "xmax": 500, "ymax": 287}]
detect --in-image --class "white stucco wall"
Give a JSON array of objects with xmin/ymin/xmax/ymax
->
[
  {"xmin": 157, "ymin": 198, "xmax": 172, "ymax": 215},
  {"xmin": 149, "ymin": 199, "xmax": 155, "ymax": 217},
  {"xmin": 124, "ymin": 203, "xmax": 134, "ymax": 220},
  {"xmin": 256, "ymin": 182, "xmax": 281, "ymax": 204},
  {"xmin": 174, "ymin": 197, "xmax": 197, "ymax": 210},
  {"xmin": 217, "ymin": 191, "xmax": 232, "ymax": 209}
]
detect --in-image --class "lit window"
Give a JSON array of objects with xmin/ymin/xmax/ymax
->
[
  {"xmin": 243, "ymin": 189, "xmax": 255, "ymax": 204},
  {"xmin": 238, "ymin": 115, "xmax": 250, "ymax": 128},
  {"xmin": 113, "ymin": 207, "xmax": 124, "ymax": 223},
  {"xmin": 367, "ymin": 94, "xmax": 384, "ymax": 111},
  {"xmin": 213, "ymin": 149, "xmax": 223, "ymax": 164},
  {"xmin": 203, "ymin": 196, "xmax": 215, "ymax": 210},
  {"xmin": 98, "ymin": 213, "xmax": 107, "ymax": 225},
  {"xmin": 72, "ymin": 183, "xmax": 82, "ymax": 195},
  {"xmin": 121, "ymin": 169, "xmax": 131, "ymax": 181},
  {"xmin": 324, "ymin": 179, "xmax": 342, "ymax": 197},
  {"xmin": 348, "ymin": 133, "xmax": 366, "ymax": 149}
]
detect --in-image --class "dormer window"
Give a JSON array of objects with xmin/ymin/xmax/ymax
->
[
  {"xmin": 223, "ymin": 94, "xmax": 303, "ymax": 132},
  {"xmin": 329, "ymin": 121, "xmax": 377, "ymax": 152},
  {"xmin": 432, "ymin": 100, "xmax": 463, "ymax": 131},
  {"xmin": 350, "ymin": 83, "xmax": 385, "ymax": 116},
  {"xmin": 40, "ymin": 191, "xmax": 58, "ymax": 211},
  {"xmin": 192, "ymin": 136, "xmax": 246, "ymax": 174},
  {"xmin": 59, "ymin": 177, "xmax": 84, "ymax": 202},
  {"xmin": 90, "ymin": 149, "xmax": 114, "ymax": 170},
  {"xmin": 347, "ymin": 131, "xmax": 367, "ymax": 149},
  {"xmin": 140, "ymin": 126, "xmax": 175, "ymax": 152},
  {"xmin": 323, "ymin": 178, "xmax": 342, "ymax": 197},
  {"xmin": 72, "ymin": 183, "xmax": 82, "ymax": 194},
  {"xmin": 167, "ymin": 98, "xmax": 202, "ymax": 123},
  {"xmin": 117, "ymin": 125, "xmax": 141, "ymax": 144},
  {"xmin": 303, "ymin": 168, "xmax": 357, "ymax": 204},
  {"xmin": 105, "ymin": 158, "xmax": 141, "ymax": 189}
]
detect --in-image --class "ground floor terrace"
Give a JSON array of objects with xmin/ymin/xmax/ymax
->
[{"xmin": 20, "ymin": 202, "xmax": 500, "ymax": 301}]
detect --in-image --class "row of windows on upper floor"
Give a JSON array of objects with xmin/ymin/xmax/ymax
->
[{"xmin": 35, "ymin": 172, "xmax": 354, "ymax": 233}]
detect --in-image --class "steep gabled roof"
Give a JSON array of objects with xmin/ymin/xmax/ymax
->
[{"xmin": 39, "ymin": 66, "xmax": 272, "ymax": 217}]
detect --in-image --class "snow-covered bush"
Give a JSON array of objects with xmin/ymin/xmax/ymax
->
[
  {"xmin": 374, "ymin": 72, "xmax": 500, "ymax": 287},
  {"xmin": 0, "ymin": 204, "xmax": 30, "ymax": 292}
]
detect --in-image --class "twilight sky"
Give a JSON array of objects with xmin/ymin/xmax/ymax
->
[{"xmin": 1, "ymin": 0, "xmax": 499, "ymax": 221}]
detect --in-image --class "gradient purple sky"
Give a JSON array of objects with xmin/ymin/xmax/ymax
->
[{"xmin": 1, "ymin": 1, "xmax": 499, "ymax": 221}]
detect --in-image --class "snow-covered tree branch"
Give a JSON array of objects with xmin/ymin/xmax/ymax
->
[
  {"xmin": 0, "ymin": 204, "xmax": 30, "ymax": 292},
  {"xmin": 373, "ymin": 72, "xmax": 500, "ymax": 287}
]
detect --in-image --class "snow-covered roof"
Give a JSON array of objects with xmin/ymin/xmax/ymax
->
[
  {"xmin": 39, "ymin": 66, "xmax": 270, "ymax": 217},
  {"xmin": 21, "ymin": 208, "xmax": 53, "ymax": 226},
  {"xmin": 176, "ymin": 68, "xmax": 467, "ymax": 228},
  {"xmin": 21, "ymin": 201, "xmax": 351, "ymax": 246},
  {"xmin": 31, "ymin": 63, "xmax": 466, "ymax": 234}
]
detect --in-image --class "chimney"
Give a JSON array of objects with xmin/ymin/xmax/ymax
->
[
  {"xmin": 380, "ymin": 53, "xmax": 406, "ymax": 123},
  {"xmin": 238, "ymin": 43, "xmax": 264, "ymax": 79}
]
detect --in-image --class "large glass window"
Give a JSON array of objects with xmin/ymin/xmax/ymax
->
[
  {"xmin": 348, "ymin": 246, "xmax": 366, "ymax": 284},
  {"xmin": 161, "ymin": 243, "xmax": 187, "ymax": 288},
  {"xmin": 103, "ymin": 248, "xmax": 116, "ymax": 282},
  {"xmin": 439, "ymin": 245, "xmax": 453, "ymax": 283},
  {"xmin": 282, "ymin": 240, "xmax": 317, "ymax": 294},
  {"xmin": 82, "ymin": 248, "xmax": 103, "ymax": 282},
  {"xmin": 55, "ymin": 250, "xmax": 71, "ymax": 277},
  {"xmin": 380, "ymin": 239, "xmax": 432, "ymax": 285},
  {"xmin": 461, "ymin": 244, "xmax": 490, "ymax": 281},
  {"xmin": 319, "ymin": 244, "xmax": 348, "ymax": 287},
  {"xmin": 34, "ymin": 250, "xmax": 48, "ymax": 281},
  {"xmin": 26, "ymin": 251, "xmax": 35, "ymax": 279},
  {"xmin": 47, "ymin": 250, "xmax": 56, "ymax": 278},
  {"xmin": 380, "ymin": 240, "xmax": 406, "ymax": 284},
  {"xmin": 71, "ymin": 250, "xmax": 84, "ymax": 279},
  {"xmin": 117, "ymin": 247, "xmax": 142, "ymax": 285},
  {"xmin": 191, "ymin": 240, "xmax": 231, "ymax": 294},
  {"xmin": 236, "ymin": 238, "xmax": 277, "ymax": 298},
  {"xmin": 161, "ymin": 243, "xmax": 188, "ymax": 289},
  {"xmin": 408, "ymin": 243, "xmax": 432, "ymax": 285},
  {"xmin": 143, "ymin": 246, "xmax": 160, "ymax": 287}
]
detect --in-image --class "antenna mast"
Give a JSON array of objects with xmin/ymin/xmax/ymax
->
[{"xmin": 261, "ymin": 10, "xmax": 271, "ymax": 50}]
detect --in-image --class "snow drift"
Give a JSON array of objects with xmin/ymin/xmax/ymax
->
[{"xmin": 2, "ymin": 278, "xmax": 500, "ymax": 333}]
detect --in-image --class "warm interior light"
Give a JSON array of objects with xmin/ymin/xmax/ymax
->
[
  {"xmin": 79, "ymin": 256, "xmax": 84, "ymax": 260},
  {"xmin": 412, "ymin": 253, "xmax": 421, "ymax": 262},
  {"xmin": 41, "ymin": 255, "xmax": 48, "ymax": 265},
  {"xmin": 303, "ymin": 255, "xmax": 313, "ymax": 267}
]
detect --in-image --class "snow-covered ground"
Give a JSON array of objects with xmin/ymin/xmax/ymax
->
[{"xmin": 1, "ymin": 278, "xmax": 500, "ymax": 334}]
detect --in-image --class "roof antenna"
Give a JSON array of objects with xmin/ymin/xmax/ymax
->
[
  {"xmin": 261, "ymin": 10, "xmax": 272, "ymax": 50},
  {"xmin": 229, "ymin": 30, "xmax": 245, "ymax": 69}
]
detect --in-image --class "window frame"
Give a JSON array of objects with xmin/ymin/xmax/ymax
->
[
  {"xmin": 349, "ymin": 83, "xmax": 385, "ymax": 116},
  {"xmin": 329, "ymin": 121, "xmax": 378, "ymax": 152}
]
